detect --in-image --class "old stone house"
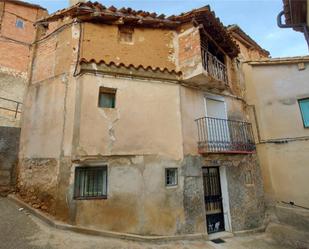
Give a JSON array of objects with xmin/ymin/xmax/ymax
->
[
  {"xmin": 17, "ymin": 1, "xmax": 267, "ymax": 238},
  {"xmin": 0, "ymin": 0, "xmax": 46, "ymax": 195}
]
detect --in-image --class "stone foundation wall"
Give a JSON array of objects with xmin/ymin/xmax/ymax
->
[
  {"xmin": 0, "ymin": 126, "xmax": 20, "ymax": 189},
  {"xmin": 17, "ymin": 158, "xmax": 59, "ymax": 214},
  {"xmin": 17, "ymin": 154, "xmax": 207, "ymax": 236},
  {"xmin": 204, "ymin": 153, "xmax": 265, "ymax": 231},
  {"xmin": 17, "ymin": 153, "xmax": 265, "ymax": 235}
]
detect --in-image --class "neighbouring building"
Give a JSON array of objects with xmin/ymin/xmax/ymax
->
[
  {"xmin": 277, "ymin": 0, "xmax": 309, "ymax": 49},
  {"xmin": 0, "ymin": 0, "xmax": 46, "ymax": 125},
  {"xmin": 17, "ymin": 1, "xmax": 266, "ymax": 237},
  {"xmin": 0, "ymin": 0, "xmax": 46, "ymax": 195},
  {"xmin": 230, "ymin": 24, "xmax": 309, "ymax": 246},
  {"xmin": 243, "ymin": 56, "xmax": 309, "ymax": 242}
]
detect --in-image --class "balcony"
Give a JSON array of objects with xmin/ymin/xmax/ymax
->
[
  {"xmin": 181, "ymin": 47, "xmax": 228, "ymax": 90},
  {"xmin": 201, "ymin": 48, "xmax": 228, "ymax": 85},
  {"xmin": 195, "ymin": 117, "xmax": 255, "ymax": 154}
]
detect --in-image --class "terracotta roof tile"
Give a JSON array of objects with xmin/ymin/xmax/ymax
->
[
  {"xmin": 36, "ymin": 1, "xmax": 239, "ymax": 58},
  {"xmin": 80, "ymin": 58, "xmax": 182, "ymax": 75},
  {"xmin": 227, "ymin": 24, "xmax": 270, "ymax": 57}
]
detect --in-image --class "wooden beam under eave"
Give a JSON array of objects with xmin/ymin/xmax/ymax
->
[{"xmin": 199, "ymin": 25, "xmax": 229, "ymax": 58}]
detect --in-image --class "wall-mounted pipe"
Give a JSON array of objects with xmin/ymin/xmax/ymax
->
[{"xmin": 277, "ymin": 10, "xmax": 309, "ymax": 50}]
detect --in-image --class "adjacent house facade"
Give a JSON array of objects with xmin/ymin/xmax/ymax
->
[
  {"xmin": 0, "ymin": 0, "xmax": 46, "ymax": 195},
  {"xmin": 17, "ymin": 2, "xmax": 265, "ymax": 237},
  {"xmin": 243, "ymin": 56, "xmax": 309, "ymax": 221},
  {"xmin": 230, "ymin": 24, "xmax": 309, "ymax": 242},
  {"xmin": 0, "ymin": 0, "xmax": 46, "ymax": 126}
]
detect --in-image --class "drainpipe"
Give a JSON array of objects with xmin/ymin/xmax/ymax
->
[{"xmin": 277, "ymin": 10, "xmax": 309, "ymax": 50}]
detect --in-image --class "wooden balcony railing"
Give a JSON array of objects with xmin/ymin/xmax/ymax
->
[
  {"xmin": 201, "ymin": 48, "xmax": 228, "ymax": 84},
  {"xmin": 195, "ymin": 117, "xmax": 255, "ymax": 154}
]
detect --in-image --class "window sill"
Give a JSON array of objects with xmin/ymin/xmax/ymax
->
[
  {"xmin": 166, "ymin": 185, "xmax": 178, "ymax": 189},
  {"xmin": 74, "ymin": 196, "xmax": 107, "ymax": 200}
]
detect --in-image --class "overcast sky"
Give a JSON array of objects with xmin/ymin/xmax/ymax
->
[{"xmin": 28, "ymin": 0, "xmax": 309, "ymax": 58}]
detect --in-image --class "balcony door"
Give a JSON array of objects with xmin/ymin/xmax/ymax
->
[{"xmin": 204, "ymin": 96, "xmax": 230, "ymax": 151}]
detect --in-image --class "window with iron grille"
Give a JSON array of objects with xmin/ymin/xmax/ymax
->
[
  {"xmin": 165, "ymin": 168, "xmax": 178, "ymax": 186},
  {"xmin": 74, "ymin": 166, "xmax": 107, "ymax": 199},
  {"xmin": 98, "ymin": 87, "xmax": 116, "ymax": 108}
]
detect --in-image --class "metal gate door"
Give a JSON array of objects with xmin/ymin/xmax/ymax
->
[{"xmin": 202, "ymin": 167, "xmax": 225, "ymax": 234}]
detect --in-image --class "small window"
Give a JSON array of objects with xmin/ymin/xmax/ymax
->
[
  {"xmin": 16, "ymin": 19, "xmax": 24, "ymax": 29},
  {"xmin": 118, "ymin": 27, "xmax": 134, "ymax": 44},
  {"xmin": 165, "ymin": 168, "xmax": 178, "ymax": 186},
  {"xmin": 98, "ymin": 87, "xmax": 116, "ymax": 108},
  {"xmin": 298, "ymin": 98, "xmax": 309, "ymax": 128},
  {"xmin": 74, "ymin": 166, "xmax": 107, "ymax": 199}
]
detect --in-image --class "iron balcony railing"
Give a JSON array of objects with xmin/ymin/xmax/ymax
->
[
  {"xmin": 0, "ymin": 97, "xmax": 22, "ymax": 119},
  {"xmin": 201, "ymin": 48, "xmax": 228, "ymax": 84},
  {"xmin": 195, "ymin": 117, "xmax": 255, "ymax": 153}
]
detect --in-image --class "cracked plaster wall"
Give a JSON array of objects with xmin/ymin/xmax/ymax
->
[{"xmin": 244, "ymin": 62, "xmax": 309, "ymax": 209}]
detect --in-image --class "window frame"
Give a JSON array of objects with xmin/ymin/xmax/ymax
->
[
  {"xmin": 165, "ymin": 168, "xmax": 178, "ymax": 187},
  {"xmin": 15, "ymin": 18, "xmax": 24, "ymax": 29},
  {"xmin": 298, "ymin": 98, "xmax": 309, "ymax": 128},
  {"xmin": 98, "ymin": 87, "xmax": 117, "ymax": 109},
  {"xmin": 74, "ymin": 165, "xmax": 108, "ymax": 200},
  {"xmin": 118, "ymin": 26, "xmax": 134, "ymax": 44}
]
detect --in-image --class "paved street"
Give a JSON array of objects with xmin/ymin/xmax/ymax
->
[{"xmin": 0, "ymin": 197, "xmax": 294, "ymax": 249}]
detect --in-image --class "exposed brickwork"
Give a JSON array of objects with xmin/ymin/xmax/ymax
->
[
  {"xmin": 0, "ymin": 2, "xmax": 47, "ymax": 73},
  {"xmin": 32, "ymin": 36, "xmax": 57, "ymax": 83},
  {"xmin": 178, "ymin": 27, "xmax": 201, "ymax": 69},
  {"xmin": 0, "ymin": 40, "xmax": 30, "ymax": 72}
]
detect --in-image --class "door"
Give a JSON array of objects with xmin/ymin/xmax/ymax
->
[
  {"xmin": 204, "ymin": 97, "xmax": 230, "ymax": 150},
  {"xmin": 203, "ymin": 167, "xmax": 225, "ymax": 234}
]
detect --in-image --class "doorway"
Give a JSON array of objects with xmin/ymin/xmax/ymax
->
[{"xmin": 202, "ymin": 167, "xmax": 225, "ymax": 234}]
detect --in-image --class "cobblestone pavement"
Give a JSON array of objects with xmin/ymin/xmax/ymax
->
[{"xmin": 0, "ymin": 197, "xmax": 294, "ymax": 249}]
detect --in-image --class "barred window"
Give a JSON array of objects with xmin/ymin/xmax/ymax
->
[
  {"xmin": 165, "ymin": 168, "xmax": 178, "ymax": 186},
  {"xmin": 74, "ymin": 166, "xmax": 107, "ymax": 199}
]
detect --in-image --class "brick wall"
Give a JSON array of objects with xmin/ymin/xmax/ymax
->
[
  {"xmin": 32, "ymin": 36, "xmax": 57, "ymax": 83},
  {"xmin": 178, "ymin": 27, "xmax": 202, "ymax": 71},
  {"xmin": 0, "ymin": 2, "xmax": 47, "ymax": 73},
  {"xmin": 0, "ymin": 40, "xmax": 30, "ymax": 72}
]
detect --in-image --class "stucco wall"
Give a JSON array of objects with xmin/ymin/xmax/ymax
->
[
  {"xmin": 244, "ymin": 61, "xmax": 309, "ymax": 208},
  {"xmin": 180, "ymin": 86, "xmax": 248, "ymax": 156},
  {"xmin": 76, "ymin": 74, "xmax": 184, "ymax": 160}
]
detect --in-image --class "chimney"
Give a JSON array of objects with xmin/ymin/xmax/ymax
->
[{"xmin": 69, "ymin": 0, "xmax": 86, "ymax": 6}]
